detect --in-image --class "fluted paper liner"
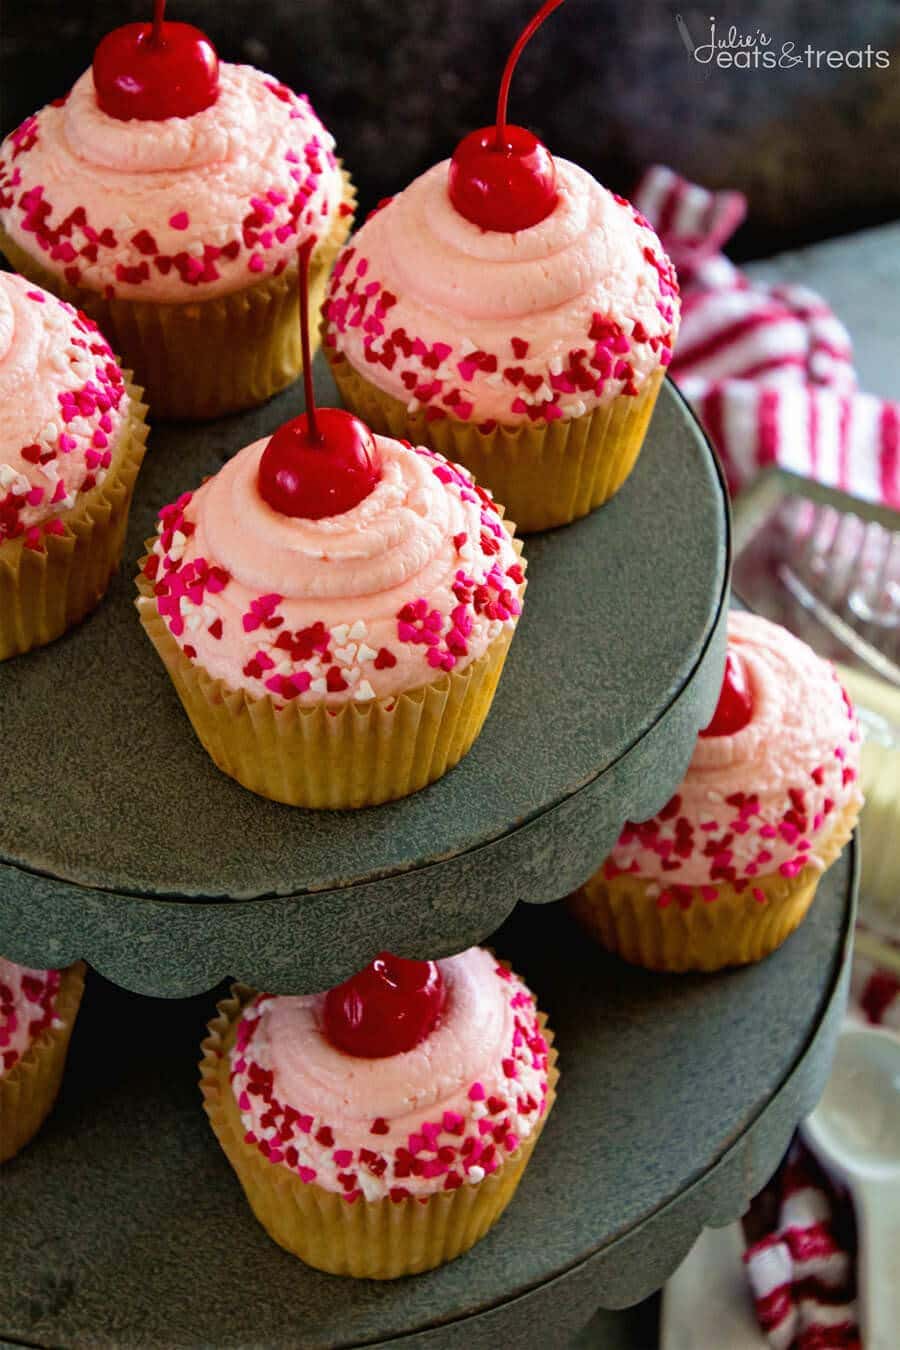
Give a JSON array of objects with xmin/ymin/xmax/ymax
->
[
  {"xmin": 0, "ymin": 379, "xmax": 149, "ymax": 661},
  {"xmin": 0, "ymin": 173, "xmax": 355, "ymax": 421},
  {"xmin": 0, "ymin": 961, "xmax": 85, "ymax": 1163},
  {"xmin": 135, "ymin": 529, "xmax": 522, "ymax": 807},
  {"xmin": 200, "ymin": 982, "xmax": 557, "ymax": 1278},
  {"xmin": 569, "ymin": 799, "xmax": 860, "ymax": 973},
  {"xmin": 325, "ymin": 346, "xmax": 665, "ymax": 533}
]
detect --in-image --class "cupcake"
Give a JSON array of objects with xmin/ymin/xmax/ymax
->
[
  {"xmin": 200, "ymin": 948, "xmax": 557, "ymax": 1278},
  {"xmin": 0, "ymin": 272, "xmax": 148, "ymax": 660},
  {"xmin": 0, "ymin": 958, "xmax": 85, "ymax": 1162},
  {"xmin": 0, "ymin": 6, "xmax": 353, "ymax": 420},
  {"xmin": 570, "ymin": 613, "xmax": 863, "ymax": 972},
  {"xmin": 322, "ymin": 3, "xmax": 678, "ymax": 532},
  {"xmin": 136, "ymin": 241, "xmax": 524, "ymax": 807}
]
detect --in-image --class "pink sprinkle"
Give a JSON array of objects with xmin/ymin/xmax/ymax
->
[
  {"xmin": 169, "ymin": 211, "xmax": 189, "ymax": 230},
  {"xmin": 333, "ymin": 1149, "xmax": 353, "ymax": 1168},
  {"xmin": 468, "ymin": 1082, "xmax": 485, "ymax": 1102},
  {"xmin": 248, "ymin": 253, "xmax": 265, "ymax": 273},
  {"xmin": 298, "ymin": 1166, "xmax": 316, "ymax": 1183}
]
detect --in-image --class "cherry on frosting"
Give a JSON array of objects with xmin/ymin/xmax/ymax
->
[
  {"xmin": 257, "ymin": 238, "xmax": 379, "ymax": 520},
  {"xmin": 699, "ymin": 649, "xmax": 754, "ymax": 738},
  {"xmin": 92, "ymin": 0, "xmax": 219, "ymax": 122},
  {"xmin": 323, "ymin": 953, "xmax": 447, "ymax": 1058},
  {"xmin": 448, "ymin": 0, "xmax": 566, "ymax": 232}
]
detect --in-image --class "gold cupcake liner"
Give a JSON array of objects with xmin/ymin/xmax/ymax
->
[
  {"xmin": 0, "ymin": 380, "xmax": 149, "ymax": 661},
  {"xmin": 136, "ymin": 538, "xmax": 521, "ymax": 807},
  {"xmin": 325, "ymin": 347, "xmax": 665, "ymax": 533},
  {"xmin": 0, "ymin": 173, "xmax": 355, "ymax": 421},
  {"xmin": 569, "ymin": 799, "xmax": 860, "ymax": 973},
  {"xmin": 199, "ymin": 983, "xmax": 558, "ymax": 1278},
  {"xmin": 0, "ymin": 961, "xmax": 85, "ymax": 1164}
]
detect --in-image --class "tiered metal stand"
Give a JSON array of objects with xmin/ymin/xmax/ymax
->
[{"xmin": 0, "ymin": 369, "xmax": 858, "ymax": 1347}]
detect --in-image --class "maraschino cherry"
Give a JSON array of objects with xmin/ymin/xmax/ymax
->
[
  {"xmin": 323, "ymin": 953, "xmax": 447, "ymax": 1059},
  {"xmin": 257, "ymin": 238, "xmax": 379, "ymax": 520},
  {"xmin": 699, "ymin": 649, "xmax": 754, "ymax": 738},
  {"xmin": 448, "ymin": 0, "xmax": 566, "ymax": 232},
  {"xmin": 93, "ymin": 0, "xmax": 219, "ymax": 122}
]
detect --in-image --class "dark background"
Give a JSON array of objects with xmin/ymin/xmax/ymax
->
[{"xmin": 2, "ymin": 0, "xmax": 900, "ymax": 259}]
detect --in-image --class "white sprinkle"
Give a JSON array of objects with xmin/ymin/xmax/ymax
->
[
  {"xmin": 310, "ymin": 677, "xmax": 327, "ymax": 695},
  {"xmin": 485, "ymin": 373, "xmax": 504, "ymax": 389},
  {"xmin": 344, "ymin": 667, "xmax": 361, "ymax": 684},
  {"xmin": 472, "ymin": 1101, "xmax": 488, "ymax": 1120},
  {"xmin": 467, "ymin": 1165, "xmax": 485, "ymax": 1183},
  {"xmin": 354, "ymin": 679, "xmax": 376, "ymax": 701},
  {"xmin": 331, "ymin": 623, "xmax": 350, "ymax": 645},
  {"xmin": 549, "ymin": 355, "xmax": 563, "ymax": 376},
  {"xmin": 275, "ymin": 660, "xmax": 293, "ymax": 676},
  {"xmin": 458, "ymin": 542, "xmax": 473, "ymax": 561},
  {"xmin": 536, "ymin": 382, "xmax": 553, "ymax": 403},
  {"xmin": 41, "ymin": 421, "xmax": 59, "ymax": 444},
  {"xmin": 406, "ymin": 398, "xmax": 420, "ymax": 414},
  {"xmin": 116, "ymin": 213, "xmax": 135, "ymax": 230},
  {"xmin": 333, "ymin": 643, "xmax": 357, "ymax": 664},
  {"xmin": 570, "ymin": 399, "xmax": 587, "ymax": 418},
  {"xmin": 357, "ymin": 643, "xmax": 377, "ymax": 663},
  {"xmin": 186, "ymin": 612, "xmax": 203, "ymax": 633},
  {"xmin": 348, "ymin": 619, "xmax": 367, "ymax": 640},
  {"xmin": 171, "ymin": 530, "xmax": 187, "ymax": 550},
  {"xmin": 459, "ymin": 337, "xmax": 477, "ymax": 357}
]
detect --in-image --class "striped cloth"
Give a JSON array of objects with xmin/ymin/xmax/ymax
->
[
  {"xmin": 633, "ymin": 165, "xmax": 900, "ymax": 508},
  {"xmin": 636, "ymin": 165, "xmax": 900, "ymax": 1350},
  {"xmin": 742, "ymin": 955, "xmax": 899, "ymax": 1349}
]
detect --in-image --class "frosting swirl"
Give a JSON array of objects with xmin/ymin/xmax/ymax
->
[
  {"xmin": 229, "ymin": 948, "xmax": 551, "ymax": 1202},
  {"xmin": 0, "ymin": 65, "xmax": 346, "ymax": 302},
  {"xmin": 0, "ymin": 958, "xmax": 61, "ymax": 1077},
  {"xmin": 143, "ymin": 435, "xmax": 524, "ymax": 704},
  {"xmin": 323, "ymin": 159, "xmax": 679, "ymax": 427},
  {"xmin": 0, "ymin": 272, "xmax": 129, "ymax": 551},
  {"xmin": 607, "ymin": 612, "xmax": 863, "ymax": 899}
]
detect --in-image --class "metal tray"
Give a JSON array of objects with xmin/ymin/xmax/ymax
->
[
  {"xmin": 0, "ymin": 373, "xmax": 729, "ymax": 995},
  {"xmin": 0, "ymin": 843, "xmax": 856, "ymax": 1348}
]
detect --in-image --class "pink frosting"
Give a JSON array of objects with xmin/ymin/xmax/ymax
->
[
  {"xmin": 228, "ymin": 948, "xmax": 551, "ymax": 1202},
  {"xmin": 322, "ymin": 159, "xmax": 679, "ymax": 428},
  {"xmin": 0, "ymin": 958, "xmax": 61, "ymax": 1077},
  {"xmin": 607, "ymin": 613, "xmax": 863, "ymax": 907},
  {"xmin": 0, "ymin": 65, "xmax": 346, "ymax": 302},
  {"xmin": 142, "ymin": 435, "xmax": 524, "ymax": 705},
  {"xmin": 0, "ymin": 272, "xmax": 129, "ymax": 551}
]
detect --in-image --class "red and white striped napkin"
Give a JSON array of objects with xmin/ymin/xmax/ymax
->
[
  {"xmin": 741, "ymin": 966, "xmax": 898, "ymax": 1349},
  {"xmin": 633, "ymin": 165, "xmax": 900, "ymax": 509},
  {"xmin": 635, "ymin": 166, "xmax": 900, "ymax": 1347}
]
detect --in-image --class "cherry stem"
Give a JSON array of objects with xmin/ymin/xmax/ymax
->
[
  {"xmin": 494, "ymin": 0, "xmax": 566, "ymax": 149},
  {"xmin": 151, "ymin": 0, "xmax": 166, "ymax": 47},
  {"xmin": 297, "ymin": 237, "xmax": 320, "ymax": 443}
]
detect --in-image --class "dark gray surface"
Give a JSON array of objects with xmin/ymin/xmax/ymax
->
[
  {"xmin": 0, "ymin": 844, "xmax": 855, "ymax": 1349},
  {"xmin": 3, "ymin": 1, "xmax": 900, "ymax": 258},
  {"xmin": 0, "ymin": 375, "xmax": 730, "ymax": 996}
]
